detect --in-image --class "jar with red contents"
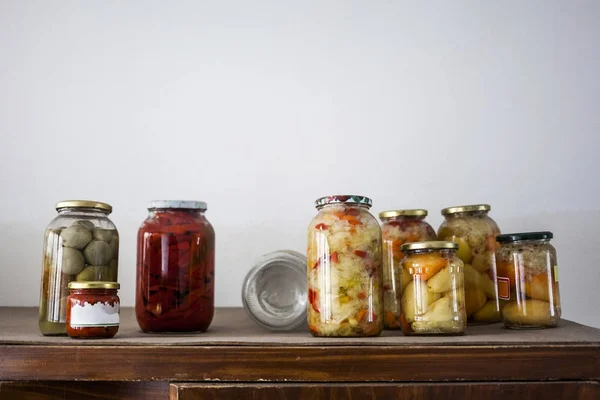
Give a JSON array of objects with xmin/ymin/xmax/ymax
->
[
  {"xmin": 66, "ymin": 282, "xmax": 120, "ymax": 339},
  {"xmin": 136, "ymin": 200, "xmax": 215, "ymax": 333}
]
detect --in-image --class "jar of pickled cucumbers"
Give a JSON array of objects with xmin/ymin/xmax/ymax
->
[
  {"xmin": 495, "ymin": 232, "xmax": 561, "ymax": 329},
  {"xmin": 39, "ymin": 200, "xmax": 119, "ymax": 336},
  {"xmin": 307, "ymin": 195, "xmax": 383, "ymax": 337},
  {"xmin": 379, "ymin": 209, "xmax": 436, "ymax": 330},
  {"xmin": 399, "ymin": 241, "xmax": 466, "ymax": 335},
  {"xmin": 136, "ymin": 201, "xmax": 215, "ymax": 333},
  {"xmin": 437, "ymin": 204, "xmax": 501, "ymax": 324}
]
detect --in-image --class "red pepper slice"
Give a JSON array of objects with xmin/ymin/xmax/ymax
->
[
  {"xmin": 308, "ymin": 288, "xmax": 320, "ymax": 313},
  {"xmin": 313, "ymin": 258, "xmax": 321, "ymax": 269},
  {"xmin": 354, "ymin": 250, "xmax": 368, "ymax": 258},
  {"xmin": 315, "ymin": 223, "xmax": 328, "ymax": 230},
  {"xmin": 330, "ymin": 251, "xmax": 339, "ymax": 263}
]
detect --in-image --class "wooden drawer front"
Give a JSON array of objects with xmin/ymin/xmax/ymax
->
[
  {"xmin": 0, "ymin": 381, "xmax": 169, "ymax": 400},
  {"xmin": 171, "ymin": 381, "xmax": 600, "ymax": 400}
]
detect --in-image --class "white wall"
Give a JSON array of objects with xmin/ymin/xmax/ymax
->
[{"xmin": 1, "ymin": 1, "xmax": 599, "ymax": 328}]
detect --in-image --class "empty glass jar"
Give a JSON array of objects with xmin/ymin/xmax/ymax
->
[
  {"xmin": 496, "ymin": 231, "xmax": 561, "ymax": 329},
  {"xmin": 399, "ymin": 241, "xmax": 466, "ymax": 335},
  {"xmin": 242, "ymin": 250, "xmax": 307, "ymax": 330},
  {"xmin": 379, "ymin": 209, "xmax": 436, "ymax": 329},
  {"xmin": 39, "ymin": 200, "xmax": 119, "ymax": 336},
  {"xmin": 307, "ymin": 195, "xmax": 383, "ymax": 337}
]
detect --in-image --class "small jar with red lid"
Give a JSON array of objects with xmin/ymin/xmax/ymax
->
[
  {"xmin": 66, "ymin": 281, "xmax": 120, "ymax": 339},
  {"xmin": 378, "ymin": 209, "xmax": 436, "ymax": 329},
  {"xmin": 136, "ymin": 200, "xmax": 215, "ymax": 333}
]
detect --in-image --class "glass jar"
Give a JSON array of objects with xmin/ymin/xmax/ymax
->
[
  {"xmin": 495, "ymin": 232, "xmax": 561, "ymax": 329},
  {"xmin": 136, "ymin": 200, "xmax": 215, "ymax": 333},
  {"xmin": 242, "ymin": 250, "xmax": 307, "ymax": 331},
  {"xmin": 399, "ymin": 241, "xmax": 466, "ymax": 335},
  {"xmin": 66, "ymin": 282, "xmax": 120, "ymax": 338},
  {"xmin": 437, "ymin": 204, "xmax": 501, "ymax": 324},
  {"xmin": 379, "ymin": 209, "xmax": 436, "ymax": 330},
  {"xmin": 307, "ymin": 195, "xmax": 383, "ymax": 337},
  {"xmin": 39, "ymin": 200, "xmax": 119, "ymax": 336}
]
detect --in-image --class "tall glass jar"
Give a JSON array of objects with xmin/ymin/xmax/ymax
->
[
  {"xmin": 307, "ymin": 195, "xmax": 383, "ymax": 337},
  {"xmin": 495, "ymin": 232, "xmax": 561, "ymax": 329},
  {"xmin": 437, "ymin": 204, "xmax": 501, "ymax": 324},
  {"xmin": 136, "ymin": 200, "xmax": 215, "ymax": 333},
  {"xmin": 39, "ymin": 200, "xmax": 119, "ymax": 336},
  {"xmin": 379, "ymin": 210, "xmax": 436, "ymax": 329},
  {"xmin": 399, "ymin": 241, "xmax": 466, "ymax": 335}
]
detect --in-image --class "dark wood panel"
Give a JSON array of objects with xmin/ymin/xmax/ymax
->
[
  {"xmin": 1, "ymin": 344, "xmax": 598, "ymax": 382},
  {"xmin": 171, "ymin": 382, "xmax": 600, "ymax": 400},
  {"xmin": 0, "ymin": 381, "xmax": 169, "ymax": 400}
]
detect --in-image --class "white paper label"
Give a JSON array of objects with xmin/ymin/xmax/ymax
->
[{"xmin": 70, "ymin": 301, "xmax": 120, "ymax": 327}]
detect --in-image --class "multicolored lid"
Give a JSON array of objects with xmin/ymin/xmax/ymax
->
[{"xmin": 315, "ymin": 195, "xmax": 373, "ymax": 209}]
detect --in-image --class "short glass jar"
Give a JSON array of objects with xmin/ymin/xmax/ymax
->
[
  {"xmin": 379, "ymin": 209, "xmax": 436, "ymax": 329},
  {"xmin": 242, "ymin": 250, "xmax": 307, "ymax": 331},
  {"xmin": 66, "ymin": 282, "xmax": 120, "ymax": 338},
  {"xmin": 495, "ymin": 232, "xmax": 561, "ymax": 329},
  {"xmin": 136, "ymin": 200, "xmax": 215, "ymax": 333},
  {"xmin": 399, "ymin": 241, "xmax": 466, "ymax": 335},
  {"xmin": 437, "ymin": 204, "xmax": 501, "ymax": 324},
  {"xmin": 39, "ymin": 200, "xmax": 119, "ymax": 336},
  {"xmin": 307, "ymin": 195, "xmax": 383, "ymax": 337}
]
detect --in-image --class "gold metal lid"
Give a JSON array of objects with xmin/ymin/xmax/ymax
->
[
  {"xmin": 379, "ymin": 209, "xmax": 427, "ymax": 219},
  {"xmin": 401, "ymin": 241, "xmax": 458, "ymax": 252},
  {"xmin": 56, "ymin": 200, "xmax": 113, "ymax": 213},
  {"xmin": 441, "ymin": 204, "xmax": 490, "ymax": 215},
  {"xmin": 68, "ymin": 281, "xmax": 120, "ymax": 290}
]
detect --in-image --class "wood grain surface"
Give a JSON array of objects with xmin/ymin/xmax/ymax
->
[
  {"xmin": 1, "ymin": 343, "xmax": 599, "ymax": 382},
  {"xmin": 0, "ymin": 382, "xmax": 168, "ymax": 400},
  {"xmin": 171, "ymin": 382, "xmax": 600, "ymax": 400}
]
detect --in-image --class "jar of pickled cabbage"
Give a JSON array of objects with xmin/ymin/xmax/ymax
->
[
  {"xmin": 136, "ymin": 201, "xmax": 215, "ymax": 333},
  {"xmin": 495, "ymin": 232, "xmax": 561, "ymax": 329},
  {"xmin": 39, "ymin": 200, "xmax": 119, "ymax": 336},
  {"xmin": 437, "ymin": 204, "xmax": 501, "ymax": 324},
  {"xmin": 379, "ymin": 209, "xmax": 436, "ymax": 330},
  {"xmin": 399, "ymin": 241, "xmax": 466, "ymax": 335},
  {"xmin": 307, "ymin": 195, "xmax": 383, "ymax": 337}
]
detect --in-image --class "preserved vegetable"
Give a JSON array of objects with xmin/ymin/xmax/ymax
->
[
  {"xmin": 379, "ymin": 210, "xmax": 436, "ymax": 329},
  {"xmin": 399, "ymin": 241, "xmax": 466, "ymax": 335},
  {"xmin": 496, "ymin": 231, "xmax": 561, "ymax": 329},
  {"xmin": 136, "ymin": 201, "xmax": 215, "ymax": 332},
  {"xmin": 437, "ymin": 204, "xmax": 501, "ymax": 324},
  {"xmin": 39, "ymin": 201, "xmax": 119, "ymax": 336},
  {"xmin": 307, "ymin": 195, "xmax": 383, "ymax": 337},
  {"xmin": 66, "ymin": 282, "xmax": 120, "ymax": 339}
]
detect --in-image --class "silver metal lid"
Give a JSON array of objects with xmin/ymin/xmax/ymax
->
[
  {"xmin": 148, "ymin": 200, "xmax": 207, "ymax": 210},
  {"xmin": 242, "ymin": 250, "xmax": 307, "ymax": 331}
]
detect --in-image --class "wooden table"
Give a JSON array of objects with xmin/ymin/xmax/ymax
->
[{"xmin": 1, "ymin": 307, "xmax": 599, "ymax": 399}]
